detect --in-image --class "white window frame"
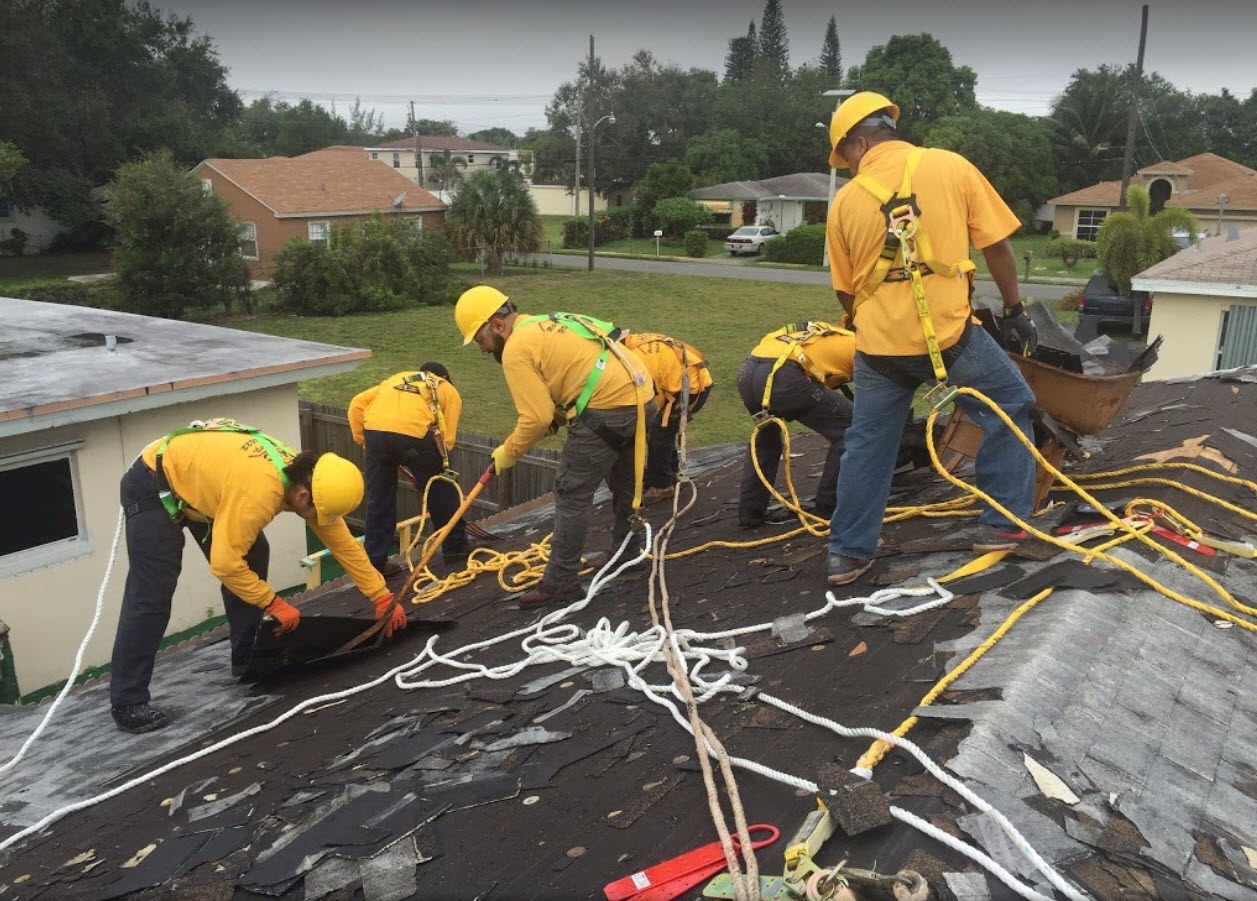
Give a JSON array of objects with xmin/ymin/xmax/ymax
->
[
  {"xmin": 0, "ymin": 441, "xmax": 91, "ymax": 578},
  {"xmin": 238, "ymin": 221, "xmax": 258, "ymax": 260},
  {"xmin": 392, "ymin": 152, "xmax": 401, "ymax": 168},
  {"xmin": 370, "ymin": 151, "xmax": 379, "ymax": 160},
  {"xmin": 467, "ymin": 154, "xmax": 475, "ymax": 165},
  {"xmin": 1076, "ymin": 208, "xmax": 1107, "ymax": 241},
  {"xmin": 307, "ymin": 220, "xmax": 330, "ymax": 245},
  {"xmin": 201, "ymin": 178, "xmax": 213, "ymax": 195}
]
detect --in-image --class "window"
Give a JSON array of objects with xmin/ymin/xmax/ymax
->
[
  {"xmin": 1076, "ymin": 209, "xmax": 1107, "ymax": 241},
  {"xmin": 0, "ymin": 198, "xmax": 8, "ymax": 218},
  {"xmin": 307, "ymin": 221, "xmax": 330, "ymax": 245},
  {"xmin": 0, "ymin": 443, "xmax": 88, "ymax": 574},
  {"xmin": 392, "ymin": 152, "xmax": 401, "ymax": 168},
  {"xmin": 409, "ymin": 217, "xmax": 423, "ymax": 233},
  {"xmin": 238, "ymin": 221, "xmax": 258, "ymax": 259},
  {"xmin": 201, "ymin": 178, "xmax": 213, "ymax": 195},
  {"xmin": 370, "ymin": 151, "xmax": 379, "ymax": 160},
  {"xmin": 467, "ymin": 154, "xmax": 475, "ymax": 165}
]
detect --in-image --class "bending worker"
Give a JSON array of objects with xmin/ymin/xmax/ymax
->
[
  {"xmin": 349, "ymin": 362, "xmax": 471, "ymax": 576},
  {"xmin": 737, "ymin": 321, "xmax": 855, "ymax": 528},
  {"xmin": 621, "ymin": 330, "xmax": 713, "ymax": 500},
  {"xmin": 110, "ymin": 421, "xmax": 406, "ymax": 734},
  {"xmin": 455, "ymin": 286, "xmax": 656, "ymax": 609},
  {"xmin": 823, "ymin": 91, "xmax": 1038, "ymax": 587}
]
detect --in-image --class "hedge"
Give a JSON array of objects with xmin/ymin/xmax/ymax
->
[{"xmin": 762, "ymin": 224, "xmax": 825, "ymax": 265}]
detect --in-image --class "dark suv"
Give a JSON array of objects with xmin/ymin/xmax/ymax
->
[{"xmin": 1077, "ymin": 271, "xmax": 1152, "ymax": 330}]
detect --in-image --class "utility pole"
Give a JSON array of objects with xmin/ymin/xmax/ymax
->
[
  {"xmin": 410, "ymin": 101, "xmax": 423, "ymax": 188},
  {"xmin": 1217, "ymin": 193, "xmax": 1230, "ymax": 236},
  {"xmin": 1117, "ymin": 4, "xmax": 1149, "ymax": 212},
  {"xmin": 573, "ymin": 107, "xmax": 581, "ymax": 218},
  {"xmin": 587, "ymin": 34, "xmax": 597, "ymax": 272}
]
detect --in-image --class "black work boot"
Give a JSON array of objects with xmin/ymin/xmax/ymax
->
[{"xmin": 111, "ymin": 703, "xmax": 170, "ymax": 734}]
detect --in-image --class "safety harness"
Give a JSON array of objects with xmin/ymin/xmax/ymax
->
[
  {"xmin": 758, "ymin": 321, "xmax": 854, "ymax": 412},
  {"xmin": 622, "ymin": 333, "xmax": 709, "ymax": 427},
  {"xmin": 393, "ymin": 370, "xmax": 452, "ymax": 470},
  {"xmin": 154, "ymin": 419, "xmax": 293, "ymax": 523},
  {"xmin": 851, "ymin": 146, "xmax": 976, "ymax": 390},
  {"xmin": 517, "ymin": 312, "xmax": 651, "ymax": 514}
]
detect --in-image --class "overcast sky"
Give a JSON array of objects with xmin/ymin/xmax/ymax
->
[{"xmin": 161, "ymin": 0, "xmax": 1257, "ymax": 135}]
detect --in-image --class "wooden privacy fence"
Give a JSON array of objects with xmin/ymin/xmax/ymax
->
[{"xmin": 298, "ymin": 401, "xmax": 561, "ymax": 529}]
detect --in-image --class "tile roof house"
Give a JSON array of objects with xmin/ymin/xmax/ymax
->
[
  {"xmin": 1049, "ymin": 153, "xmax": 1257, "ymax": 242},
  {"xmin": 690, "ymin": 172, "xmax": 848, "ymax": 235},
  {"xmin": 1134, "ymin": 228, "xmax": 1257, "ymax": 378},
  {"xmin": 194, "ymin": 157, "xmax": 446, "ymax": 280},
  {"xmin": 0, "ymin": 297, "xmax": 371, "ymax": 700},
  {"xmin": 305, "ymin": 136, "xmax": 521, "ymax": 194}
]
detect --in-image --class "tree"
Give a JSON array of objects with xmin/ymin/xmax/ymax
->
[
  {"xmin": 684, "ymin": 129, "xmax": 769, "ymax": 185},
  {"xmin": 104, "ymin": 152, "xmax": 247, "ymax": 320},
  {"xmin": 408, "ymin": 118, "xmax": 458, "ymax": 137},
  {"xmin": 427, "ymin": 150, "xmax": 468, "ymax": 195},
  {"xmin": 924, "ymin": 109, "xmax": 1058, "ymax": 232},
  {"xmin": 525, "ymin": 130, "xmax": 576, "ymax": 185},
  {"xmin": 725, "ymin": 21, "xmax": 757, "ymax": 82},
  {"xmin": 345, "ymin": 98, "xmax": 386, "ymax": 145},
  {"xmin": 819, "ymin": 16, "xmax": 842, "ymax": 81},
  {"xmin": 273, "ymin": 99, "xmax": 349, "ymax": 157},
  {"xmin": 847, "ymin": 34, "xmax": 977, "ymax": 141},
  {"xmin": 0, "ymin": 141, "xmax": 26, "ymax": 192},
  {"xmin": 653, "ymin": 197, "xmax": 713, "ymax": 240},
  {"xmin": 758, "ymin": 0, "xmax": 789, "ymax": 73},
  {"xmin": 1097, "ymin": 184, "xmax": 1200, "ymax": 295},
  {"xmin": 1197, "ymin": 88, "xmax": 1257, "ymax": 169},
  {"xmin": 631, "ymin": 161, "xmax": 695, "ymax": 236},
  {"xmin": 444, "ymin": 169, "xmax": 542, "ymax": 276},
  {"xmin": 468, "ymin": 128, "xmax": 520, "ymax": 149}
]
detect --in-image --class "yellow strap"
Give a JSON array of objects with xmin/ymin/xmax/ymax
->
[{"xmin": 758, "ymin": 324, "xmax": 853, "ymax": 410}]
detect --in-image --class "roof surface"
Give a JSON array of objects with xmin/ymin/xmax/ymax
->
[
  {"xmin": 3, "ymin": 364, "xmax": 1257, "ymax": 901},
  {"xmin": 0, "ymin": 298, "xmax": 370, "ymax": 434},
  {"xmin": 1135, "ymin": 228, "xmax": 1257, "ymax": 288},
  {"xmin": 1051, "ymin": 153, "xmax": 1257, "ymax": 209},
  {"xmin": 198, "ymin": 157, "xmax": 445, "ymax": 215},
  {"xmin": 690, "ymin": 172, "xmax": 845, "ymax": 201}
]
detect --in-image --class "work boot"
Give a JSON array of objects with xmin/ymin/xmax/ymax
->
[
  {"xmin": 517, "ymin": 582, "xmax": 585, "ymax": 610},
  {"xmin": 972, "ymin": 525, "xmax": 1029, "ymax": 553},
  {"xmin": 642, "ymin": 485, "xmax": 675, "ymax": 506},
  {"xmin": 375, "ymin": 559, "xmax": 403, "ymax": 578},
  {"xmin": 827, "ymin": 555, "xmax": 873, "ymax": 587},
  {"xmin": 442, "ymin": 537, "xmax": 485, "ymax": 566},
  {"xmin": 583, "ymin": 550, "xmax": 648, "ymax": 573},
  {"xmin": 111, "ymin": 703, "xmax": 170, "ymax": 734},
  {"xmin": 231, "ymin": 664, "xmax": 247, "ymax": 679}
]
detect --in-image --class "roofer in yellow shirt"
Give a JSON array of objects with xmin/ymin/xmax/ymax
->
[
  {"xmin": 737, "ymin": 322, "xmax": 855, "ymax": 528},
  {"xmin": 621, "ymin": 331, "xmax": 713, "ymax": 501},
  {"xmin": 349, "ymin": 362, "xmax": 471, "ymax": 576},
  {"xmin": 110, "ymin": 421, "xmax": 405, "ymax": 734},
  {"xmin": 455, "ymin": 286, "xmax": 656, "ymax": 609},
  {"xmin": 823, "ymin": 92, "xmax": 1038, "ymax": 587}
]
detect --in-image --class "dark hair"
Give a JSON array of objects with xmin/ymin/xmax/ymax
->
[
  {"xmin": 284, "ymin": 449, "xmax": 319, "ymax": 487},
  {"xmin": 420, "ymin": 361, "xmax": 451, "ymax": 383}
]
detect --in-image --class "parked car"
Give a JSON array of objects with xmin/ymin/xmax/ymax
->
[
  {"xmin": 724, "ymin": 225, "xmax": 779, "ymax": 256},
  {"xmin": 1077, "ymin": 271, "xmax": 1152, "ymax": 329}
]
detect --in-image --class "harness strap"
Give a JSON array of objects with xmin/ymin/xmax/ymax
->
[
  {"xmin": 394, "ymin": 371, "xmax": 451, "ymax": 469},
  {"xmin": 155, "ymin": 420, "xmax": 293, "ymax": 523},
  {"xmin": 758, "ymin": 322, "xmax": 853, "ymax": 411}
]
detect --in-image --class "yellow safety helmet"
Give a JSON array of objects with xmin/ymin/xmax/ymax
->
[
  {"xmin": 310, "ymin": 452, "xmax": 364, "ymax": 525},
  {"xmin": 455, "ymin": 285, "xmax": 509, "ymax": 345},
  {"xmin": 828, "ymin": 91, "xmax": 900, "ymax": 170}
]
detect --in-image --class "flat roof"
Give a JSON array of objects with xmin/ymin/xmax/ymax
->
[{"xmin": 0, "ymin": 298, "xmax": 370, "ymax": 438}]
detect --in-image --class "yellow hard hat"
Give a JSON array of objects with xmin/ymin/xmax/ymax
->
[
  {"xmin": 455, "ymin": 285, "xmax": 509, "ymax": 345},
  {"xmin": 828, "ymin": 91, "xmax": 900, "ymax": 170},
  {"xmin": 310, "ymin": 453, "xmax": 364, "ymax": 525}
]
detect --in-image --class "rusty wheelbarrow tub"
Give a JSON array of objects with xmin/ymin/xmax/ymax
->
[{"xmin": 1008, "ymin": 353, "xmax": 1141, "ymax": 437}]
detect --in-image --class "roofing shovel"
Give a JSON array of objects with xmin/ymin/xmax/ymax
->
[{"xmin": 240, "ymin": 463, "xmax": 498, "ymax": 681}]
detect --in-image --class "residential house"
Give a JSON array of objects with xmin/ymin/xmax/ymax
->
[
  {"xmin": 689, "ymin": 172, "xmax": 845, "ymax": 234},
  {"xmin": 529, "ymin": 184, "xmax": 608, "ymax": 217},
  {"xmin": 353, "ymin": 136, "xmax": 520, "ymax": 192},
  {"xmin": 195, "ymin": 157, "xmax": 445, "ymax": 280},
  {"xmin": 0, "ymin": 200, "xmax": 64, "ymax": 256},
  {"xmin": 1134, "ymin": 228, "xmax": 1257, "ymax": 379},
  {"xmin": 1050, "ymin": 152, "xmax": 1257, "ymax": 241},
  {"xmin": 0, "ymin": 297, "xmax": 371, "ymax": 701}
]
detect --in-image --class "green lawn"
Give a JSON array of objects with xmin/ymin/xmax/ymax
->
[
  {"xmin": 968, "ymin": 234, "xmax": 1094, "ymax": 282},
  {"xmin": 0, "ymin": 250, "xmax": 111, "ymax": 286},
  {"xmin": 538, "ymin": 214, "xmax": 729, "ymax": 261}
]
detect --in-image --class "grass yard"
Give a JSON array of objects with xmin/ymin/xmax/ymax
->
[
  {"xmin": 0, "ymin": 250, "xmax": 111, "ymax": 286},
  {"xmin": 968, "ymin": 234, "xmax": 1094, "ymax": 283},
  {"xmin": 538, "ymin": 215, "xmax": 728, "ymax": 261}
]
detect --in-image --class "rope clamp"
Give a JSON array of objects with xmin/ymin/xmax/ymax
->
[{"xmin": 922, "ymin": 381, "xmax": 956, "ymax": 410}]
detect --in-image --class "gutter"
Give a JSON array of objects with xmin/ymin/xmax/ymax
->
[{"xmin": 1131, "ymin": 277, "xmax": 1257, "ymax": 298}]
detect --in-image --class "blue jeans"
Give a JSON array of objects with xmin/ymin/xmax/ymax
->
[{"xmin": 828, "ymin": 325, "xmax": 1036, "ymax": 560}]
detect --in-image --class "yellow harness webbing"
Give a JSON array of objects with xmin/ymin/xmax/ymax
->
[
  {"xmin": 395, "ymin": 371, "xmax": 451, "ymax": 469},
  {"xmin": 759, "ymin": 322, "xmax": 852, "ymax": 411}
]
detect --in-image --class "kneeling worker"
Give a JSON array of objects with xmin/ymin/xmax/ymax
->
[
  {"xmin": 622, "ymin": 331, "xmax": 713, "ymax": 500},
  {"xmin": 110, "ymin": 421, "xmax": 406, "ymax": 734},
  {"xmin": 455, "ymin": 286, "xmax": 656, "ymax": 608},
  {"xmin": 349, "ymin": 362, "xmax": 470, "ymax": 575},
  {"xmin": 737, "ymin": 322, "xmax": 855, "ymax": 527}
]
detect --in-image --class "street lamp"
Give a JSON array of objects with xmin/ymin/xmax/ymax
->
[
  {"xmin": 816, "ymin": 89, "xmax": 854, "ymax": 269},
  {"xmin": 588, "ymin": 112, "xmax": 615, "ymax": 271}
]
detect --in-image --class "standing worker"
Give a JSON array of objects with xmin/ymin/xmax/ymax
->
[
  {"xmin": 454, "ymin": 286, "xmax": 656, "ymax": 609},
  {"xmin": 737, "ymin": 322, "xmax": 855, "ymax": 528},
  {"xmin": 823, "ymin": 91, "xmax": 1038, "ymax": 586},
  {"xmin": 349, "ymin": 362, "xmax": 471, "ymax": 575},
  {"xmin": 110, "ymin": 421, "xmax": 406, "ymax": 734},
  {"xmin": 621, "ymin": 331, "xmax": 713, "ymax": 501}
]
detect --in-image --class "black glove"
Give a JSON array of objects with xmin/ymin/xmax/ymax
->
[{"xmin": 1002, "ymin": 301, "xmax": 1038, "ymax": 356}]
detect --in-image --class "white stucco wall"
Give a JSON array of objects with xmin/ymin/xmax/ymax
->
[
  {"xmin": 1145, "ymin": 292, "xmax": 1228, "ymax": 380},
  {"xmin": 0, "ymin": 205, "xmax": 64, "ymax": 254},
  {"xmin": 754, "ymin": 198, "xmax": 807, "ymax": 234},
  {"xmin": 0, "ymin": 385, "xmax": 308, "ymax": 697}
]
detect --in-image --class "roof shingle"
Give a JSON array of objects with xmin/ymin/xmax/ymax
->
[
  {"xmin": 198, "ymin": 157, "xmax": 444, "ymax": 215},
  {"xmin": 1135, "ymin": 228, "xmax": 1257, "ymax": 288}
]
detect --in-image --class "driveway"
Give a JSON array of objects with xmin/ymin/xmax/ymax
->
[{"xmin": 540, "ymin": 253, "xmax": 1080, "ymax": 302}]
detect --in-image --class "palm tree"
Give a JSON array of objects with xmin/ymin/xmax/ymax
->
[
  {"xmin": 444, "ymin": 169, "xmax": 542, "ymax": 276},
  {"xmin": 427, "ymin": 150, "xmax": 467, "ymax": 195},
  {"xmin": 1097, "ymin": 184, "xmax": 1200, "ymax": 295}
]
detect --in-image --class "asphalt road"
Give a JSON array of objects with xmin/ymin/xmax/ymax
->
[{"xmin": 541, "ymin": 252, "xmax": 1081, "ymax": 301}]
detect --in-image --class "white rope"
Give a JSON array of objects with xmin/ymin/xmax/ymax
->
[{"xmin": 0, "ymin": 506, "xmax": 125, "ymax": 781}]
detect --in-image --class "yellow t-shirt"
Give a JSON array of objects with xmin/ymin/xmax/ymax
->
[
  {"xmin": 141, "ymin": 430, "xmax": 387, "ymax": 607},
  {"xmin": 623, "ymin": 332, "xmax": 713, "ymax": 424},
  {"xmin": 750, "ymin": 324, "xmax": 856, "ymax": 388},
  {"xmin": 826, "ymin": 141, "xmax": 1019, "ymax": 357},
  {"xmin": 348, "ymin": 371, "xmax": 461, "ymax": 448},
  {"xmin": 500, "ymin": 315, "xmax": 653, "ymax": 458}
]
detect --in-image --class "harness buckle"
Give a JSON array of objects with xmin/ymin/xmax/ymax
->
[
  {"xmin": 751, "ymin": 410, "xmax": 773, "ymax": 424},
  {"xmin": 922, "ymin": 380, "xmax": 957, "ymax": 410}
]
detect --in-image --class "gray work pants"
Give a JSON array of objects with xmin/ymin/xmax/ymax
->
[{"xmin": 544, "ymin": 401, "xmax": 655, "ymax": 590}]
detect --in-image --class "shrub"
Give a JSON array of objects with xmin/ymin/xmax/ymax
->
[
  {"xmin": 1048, "ymin": 228, "xmax": 1061, "ymax": 240},
  {"xmin": 701, "ymin": 225, "xmax": 736, "ymax": 241},
  {"xmin": 683, "ymin": 229, "xmax": 708, "ymax": 258},
  {"xmin": 1043, "ymin": 237, "xmax": 1097, "ymax": 269},
  {"xmin": 562, "ymin": 217, "xmax": 587, "ymax": 249},
  {"xmin": 762, "ymin": 225, "xmax": 825, "ymax": 264},
  {"xmin": 653, "ymin": 197, "xmax": 713, "ymax": 240},
  {"xmin": 0, "ymin": 228, "xmax": 29, "ymax": 256},
  {"xmin": 1059, "ymin": 287, "xmax": 1083, "ymax": 312},
  {"xmin": 4, "ymin": 277, "xmax": 120, "ymax": 309},
  {"xmin": 563, "ymin": 213, "xmax": 626, "ymax": 249},
  {"xmin": 603, "ymin": 209, "xmax": 632, "ymax": 241}
]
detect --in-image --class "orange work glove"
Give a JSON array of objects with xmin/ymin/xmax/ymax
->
[
  {"xmin": 373, "ymin": 592, "xmax": 407, "ymax": 638},
  {"xmin": 265, "ymin": 596, "xmax": 301, "ymax": 636}
]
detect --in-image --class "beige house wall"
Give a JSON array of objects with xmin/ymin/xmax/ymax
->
[
  {"xmin": 0, "ymin": 386, "xmax": 308, "ymax": 697},
  {"xmin": 530, "ymin": 184, "xmax": 607, "ymax": 217},
  {"xmin": 1053, "ymin": 204, "xmax": 1257, "ymax": 240},
  {"xmin": 1144, "ymin": 292, "xmax": 1228, "ymax": 380}
]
